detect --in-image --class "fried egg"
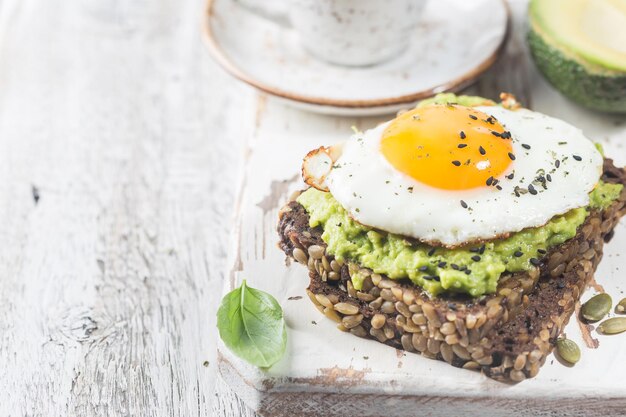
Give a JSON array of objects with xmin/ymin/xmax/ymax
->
[{"xmin": 303, "ymin": 104, "xmax": 603, "ymax": 247}]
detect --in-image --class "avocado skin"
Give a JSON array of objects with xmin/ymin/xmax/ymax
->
[{"xmin": 528, "ymin": 27, "xmax": 626, "ymax": 114}]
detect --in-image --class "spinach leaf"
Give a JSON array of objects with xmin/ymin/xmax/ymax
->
[{"xmin": 216, "ymin": 280, "xmax": 287, "ymax": 368}]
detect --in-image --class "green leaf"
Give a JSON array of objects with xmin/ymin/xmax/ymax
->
[{"xmin": 216, "ymin": 280, "xmax": 287, "ymax": 368}]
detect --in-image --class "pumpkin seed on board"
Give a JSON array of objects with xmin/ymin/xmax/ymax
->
[
  {"xmin": 598, "ymin": 317, "xmax": 626, "ymax": 335},
  {"xmin": 581, "ymin": 293, "xmax": 612, "ymax": 322},
  {"xmin": 616, "ymin": 298, "xmax": 626, "ymax": 314},
  {"xmin": 556, "ymin": 338, "xmax": 581, "ymax": 365}
]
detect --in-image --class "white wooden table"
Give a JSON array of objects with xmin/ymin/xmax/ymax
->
[
  {"xmin": 0, "ymin": 0, "xmax": 258, "ymax": 415},
  {"xmin": 1, "ymin": 1, "xmax": 624, "ymax": 416}
]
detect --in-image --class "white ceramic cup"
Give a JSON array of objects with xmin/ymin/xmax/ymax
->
[{"xmin": 237, "ymin": 0, "xmax": 426, "ymax": 67}]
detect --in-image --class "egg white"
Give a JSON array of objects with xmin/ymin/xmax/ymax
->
[{"xmin": 325, "ymin": 106, "xmax": 603, "ymax": 246}]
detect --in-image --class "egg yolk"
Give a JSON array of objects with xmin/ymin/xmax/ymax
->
[{"xmin": 380, "ymin": 105, "xmax": 514, "ymax": 190}]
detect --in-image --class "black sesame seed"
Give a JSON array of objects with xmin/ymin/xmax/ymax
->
[
  {"xmin": 470, "ymin": 247, "xmax": 480, "ymax": 253},
  {"xmin": 479, "ymin": 244, "xmax": 486, "ymax": 254},
  {"xmin": 514, "ymin": 187, "xmax": 521, "ymax": 197},
  {"xmin": 460, "ymin": 131, "xmax": 466, "ymax": 139},
  {"xmin": 428, "ymin": 248, "xmax": 436, "ymax": 256},
  {"xmin": 469, "ymin": 114, "xmax": 478, "ymax": 120},
  {"xmin": 529, "ymin": 257, "xmax": 541, "ymax": 266},
  {"xmin": 486, "ymin": 176, "xmax": 494, "ymax": 186},
  {"xmin": 438, "ymin": 261, "xmax": 447, "ymax": 268},
  {"xmin": 452, "ymin": 160, "xmax": 461, "ymax": 166},
  {"xmin": 573, "ymin": 154, "xmax": 582, "ymax": 161},
  {"xmin": 521, "ymin": 143, "xmax": 531, "ymax": 150},
  {"xmin": 471, "ymin": 255, "xmax": 481, "ymax": 262},
  {"xmin": 508, "ymin": 152, "xmax": 516, "ymax": 160},
  {"xmin": 546, "ymin": 174, "xmax": 552, "ymax": 182},
  {"xmin": 537, "ymin": 248, "xmax": 546, "ymax": 254},
  {"xmin": 555, "ymin": 160, "xmax": 561, "ymax": 168},
  {"xmin": 479, "ymin": 146, "xmax": 486, "ymax": 155},
  {"xmin": 501, "ymin": 131, "xmax": 511, "ymax": 139},
  {"xmin": 514, "ymin": 251, "xmax": 523, "ymax": 257},
  {"xmin": 491, "ymin": 131, "xmax": 501, "ymax": 137},
  {"xmin": 458, "ymin": 143, "xmax": 467, "ymax": 149},
  {"xmin": 460, "ymin": 200, "xmax": 468, "ymax": 209},
  {"xmin": 419, "ymin": 265, "xmax": 429, "ymax": 272},
  {"xmin": 451, "ymin": 263, "xmax": 460, "ymax": 270},
  {"xmin": 423, "ymin": 275, "xmax": 440, "ymax": 281},
  {"xmin": 528, "ymin": 184, "xmax": 537, "ymax": 195},
  {"xmin": 496, "ymin": 185, "xmax": 502, "ymax": 190},
  {"xmin": 507, "ymin": 172, "xmax": 515, "ymax": 180},
  {"xmin": 464, "ymin": 269, "xmax": 471, "ymax": 275}
]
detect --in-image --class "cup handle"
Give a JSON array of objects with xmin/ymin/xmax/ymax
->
[{"xmin": 234, "ymin": 0, "xmax": 291, "ymax": 28}]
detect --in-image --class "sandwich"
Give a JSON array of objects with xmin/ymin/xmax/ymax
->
[{"xmin": 277, "ymin": 93, "xmax": 626, "ymax": 382}]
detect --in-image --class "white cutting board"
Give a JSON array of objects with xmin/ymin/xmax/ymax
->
[{"xmin": 217, "ymin": 3, "xmax": 626, "ymax": 416}]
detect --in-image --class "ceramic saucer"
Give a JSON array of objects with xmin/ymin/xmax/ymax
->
[{"xmin": 203, "ymin": 0, "xmax": 510, "ymax": 116}]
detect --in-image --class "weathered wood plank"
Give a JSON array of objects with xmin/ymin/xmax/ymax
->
[
  {"xmin": 0, "ymin": 0, "xmax": 256, "ymax": 415},
  {"xmin": 212, "ymin": 2, "xmax": 536, "ymax": 416},
  {"xmin": 212, "ymin": 374, "xmax": 258, "ymax": 417},
  {"xmin": 215, "ymin": 1, "xmax": 626, "ymax": 416}
]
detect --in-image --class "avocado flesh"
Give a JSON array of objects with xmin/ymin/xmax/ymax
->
[
  {"xmin": 297, "ymin": 182, "xmax": 622, "ymax": 298},
  {"xmin": 530, "ymin": 0, "xmax": 626, "ymax": 72},
  {"xmin": 528, "ymin": 23, "xmax": 626, "ymax": 113}
]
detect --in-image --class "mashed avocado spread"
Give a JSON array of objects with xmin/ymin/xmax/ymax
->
[
  {"xmin": 298, "ymin": 185, "xmax": 620, "ymax": 297},
  {"xmin": 296, "ymin": 94, "xmax": 622, "ymax": 297}
]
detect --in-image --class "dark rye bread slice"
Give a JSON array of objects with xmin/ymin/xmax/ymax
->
[{"xmin": 277, "ymin": 159, "xmax": 626, "ymax": 382}]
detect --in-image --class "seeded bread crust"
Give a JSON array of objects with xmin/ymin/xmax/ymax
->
[{"xmin": 277, "ymin": 159, "xmax": 626, "ymax": 382}]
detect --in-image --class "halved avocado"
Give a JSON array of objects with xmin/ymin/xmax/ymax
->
[{"xmin": 528, "ymin": 0, "xmax": 626, "ymax": 113}]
